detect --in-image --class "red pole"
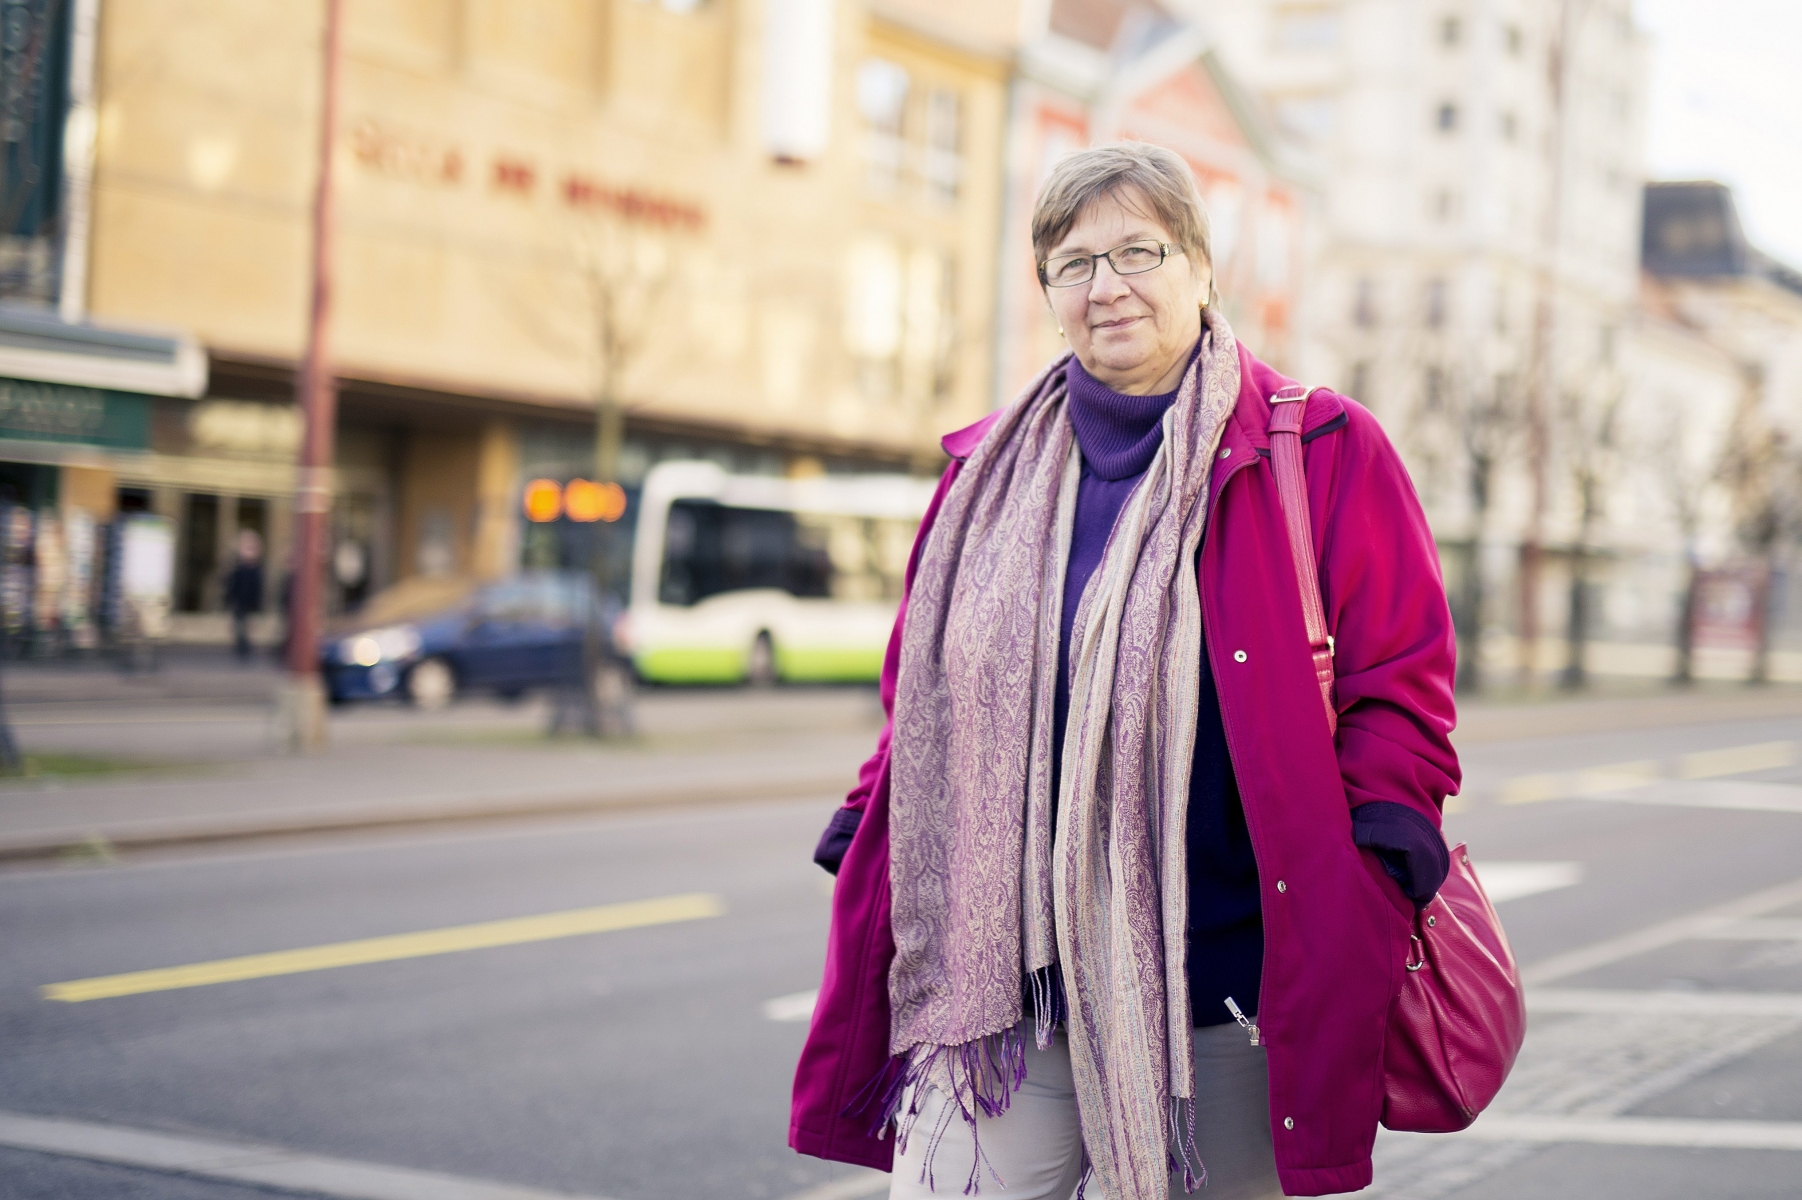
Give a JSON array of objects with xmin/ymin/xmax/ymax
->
[{"xmin": 284, "ymin": 0, "xmax": 343, "ymax": 746}]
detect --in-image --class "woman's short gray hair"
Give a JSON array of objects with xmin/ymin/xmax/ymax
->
[{"xmin": 1030, "ymin": 141, "xmax": 1213, "ymax": 275}]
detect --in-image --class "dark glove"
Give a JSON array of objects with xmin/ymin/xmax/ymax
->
[
  {"xmin": 1351, "ymin": 801, "xmax": 1449, "ymax": 909},
  {"xmin": 813, "ymin": 807, "xmax": 863, "ymax": 876}
]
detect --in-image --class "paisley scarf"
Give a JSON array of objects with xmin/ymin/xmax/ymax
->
[{"xmin": 885, "ymin": 308, "xmax": 1243, "ymax": 1198}]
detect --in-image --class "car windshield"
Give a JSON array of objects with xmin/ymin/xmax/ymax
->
[{"xmin": 327, "ymin": 576, "xmax": 478, "ymax": 636}]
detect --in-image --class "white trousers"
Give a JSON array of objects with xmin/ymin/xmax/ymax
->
[{"xmin": 889, "ymin": 1022, "xmax": 1285, "ymax": 1200}]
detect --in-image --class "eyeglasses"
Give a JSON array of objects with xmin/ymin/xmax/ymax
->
[{"xmin": 1038, "ymin": 240, "xmax": 1182, "ymax": 288}]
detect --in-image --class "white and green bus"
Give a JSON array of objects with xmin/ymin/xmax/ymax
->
[{"xmin": 618, "ymin": 461, "xmax": 938, "ymax": 684}]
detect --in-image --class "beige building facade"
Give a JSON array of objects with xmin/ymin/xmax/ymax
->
[{"xmin": 2, "ymin": 0, "xmax": 1008, "ymax": 638}]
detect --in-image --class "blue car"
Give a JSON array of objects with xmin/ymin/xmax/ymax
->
[{"xmin": 321, "ymin": 571, "xmax": 619, "ymax": 708}]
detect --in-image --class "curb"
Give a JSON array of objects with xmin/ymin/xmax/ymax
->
[{"xmin": 0, "ymin": 775, "xmax": 851, "ymax": 864}]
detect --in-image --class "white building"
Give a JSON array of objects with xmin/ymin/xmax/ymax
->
[{"xmin": 1200, "ymin": 0, "xmax": 1652, "ymax": 683}]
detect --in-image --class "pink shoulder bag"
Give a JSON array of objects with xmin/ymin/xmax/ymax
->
[{"xmin": 1268, "ymin": 387, "xmax": 1527, "ymax": 1132}]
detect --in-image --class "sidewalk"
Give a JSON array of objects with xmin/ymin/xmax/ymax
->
[
  {"xmin": 0, "ymin": 679, "xmax": 886, "ymax": 862},
  {"xmin": 2, "ymin": 662, "xmax": 1801, "ymax": 863}
]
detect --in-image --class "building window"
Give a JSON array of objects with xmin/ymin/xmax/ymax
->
[
  {"xmin": 1423, "ymin": 365, "xmax": 1446, "ymax": 411},
  {"xmin": 1425, "ymin": 278, "xmax": 1447, "ymax": 328},
  {"xmin": 923, "ymin": 87, "xmax": 962, "ymax": 205},
  {"xmin": 1274, "ymin": 95, "xmax": 1337, "ymax": 141},
  {"xmin": 1504, "ymin": 24, "xmax": 1523, "ymax": 55},
  {"xmin": 1499, "ymin": 110, "xmax": 1518, "ymax": 141},
  {"xmin": 856, "ymin": 58, "xmax": 909, "ymax": 196},
  {"xmin": 1435, "ymin": 102, "xmax": 1459, "ymax": 132},
  {"xmin": 1, "ymin": 0, "xmax": 71, "ymax": 306},
  {"xmin": 1274, "ymin": 5, "xmax": 1342, "ymax": 51},
  {"xmin": 1439, "ymin": 15, "xmax": 1461, "ymax": 46},
  {"xmin": 1353, "ymin": 277, "xmax": 1377, "ymax": 328},
  {"xmin": 1350, "ymin": 361, "xmax": 1372, "ymax": 402},
  {"xmin": 1431, "ymin": 188, "xmax": 1462, "ymax": 221},
  {"xmin": 845, "ymin": 238, "xmax": 956, "ymax": 406}
]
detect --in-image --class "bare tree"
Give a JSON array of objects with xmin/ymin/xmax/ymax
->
[
  {"xmin": 547, "ymin": 214, "xmax": 679, "ymax": 737},
  {"xmin": 1714, "ymin": 365, "xmax": 1802, "ymax": 685},
  {"xmin": 1555, "ymin": 373, "xmax": 1626, "ymax": 689}
]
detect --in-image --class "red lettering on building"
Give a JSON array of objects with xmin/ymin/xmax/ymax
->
[
  {"xmin": 561, "ymin": 173, "xmax": 705, "ymax": 231},
  {"xmin": 492, "ymin": 158, "xmax": 537, "ymax": 194}
]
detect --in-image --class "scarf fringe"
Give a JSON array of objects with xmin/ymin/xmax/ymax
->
[
  {"xmin": 1027, "ymin": 965, "xmax": 1066, "ymax": 1049},
  {"xmin": 842, "ymin": 1028, "xmax": 1030, "ymax": 1194},
  {"xmin": 845, "ymin": 1034, "xmax": 1207, "ymax": 1197},
  {"xmin": 1168, "ymin": 1096, "xmax": 1206, "ymax": 1193}
]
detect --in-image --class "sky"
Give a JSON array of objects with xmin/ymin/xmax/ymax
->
[{"xmin": 1634, "ymin": 0, "xmax": 1802, "ymax": 267}]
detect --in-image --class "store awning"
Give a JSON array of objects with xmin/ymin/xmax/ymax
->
[{"xmin": 0, "ymin": 305, "xmax": 207, "ymax": 399}]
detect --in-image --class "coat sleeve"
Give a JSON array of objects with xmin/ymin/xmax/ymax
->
[
  {"xmin": 811, "ymin": 459, "xmax": 959, "ymax": 873},
  {"xmin": 1312, "ymin": 401, "xmax": 1462, "ymax": 831}
]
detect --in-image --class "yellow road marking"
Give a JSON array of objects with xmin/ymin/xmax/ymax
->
[
  {"xmin": 1500, "ymin": 761, "xmax": 1657, "ymax": 805},
  {"xmin": 42, "ymin": 892, "xmax": 725, "ymax": 1003},
  {"xmin": 1678, "ymin": 740, "xmax": 1794, "ymax": 780}
]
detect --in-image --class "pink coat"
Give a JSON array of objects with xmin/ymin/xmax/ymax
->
[{"xmin": 789, "ymin": 343, "xmax": 1461, "ymax": 1196}]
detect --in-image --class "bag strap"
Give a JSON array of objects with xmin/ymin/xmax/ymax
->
[{"xmin": 1268, "ymin": 386, "xmax": 1337, "ymax": 734}]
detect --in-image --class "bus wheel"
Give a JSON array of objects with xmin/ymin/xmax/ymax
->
[
  {"xmin": 406, "ymin": 657, "xmax": 456, "ymax": 711},
  {"xmin": 746, "ymin": 632, "xmax": 778, "ymax": 688}
]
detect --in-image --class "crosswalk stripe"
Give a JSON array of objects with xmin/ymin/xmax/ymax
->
[
  {"xmin": 42, "ymin": 892, "xmax": 725, "ymax": 1002},
  {"xmin": 1392, "ymin": 1114, "xmax": 1802, "ymax": 1151},
  {"xmin": 0, "ymin": 1109, "xmax": 616, "ymax": 1199}
]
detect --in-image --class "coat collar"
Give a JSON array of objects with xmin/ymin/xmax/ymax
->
[{"xmin": 940, "ymin": 341, "xmax": 1347, "ymax": 465}]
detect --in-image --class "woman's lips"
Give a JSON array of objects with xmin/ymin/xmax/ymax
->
[{"xmin": 1093, "ymin": 316, "xmax": 1142, "ymax": 331}]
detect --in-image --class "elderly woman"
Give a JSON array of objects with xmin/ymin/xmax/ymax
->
[{"xmin": 791, "ymin": 143, "xmax": 1459, "ymax": 1200}]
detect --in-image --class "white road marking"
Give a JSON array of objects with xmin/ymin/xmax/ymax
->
[
  {"xmin": 0, "ymin": 1110, "xmax": 612, "ymax": 1200},
  {"xmin": 1588, "ymin": 778, "xmax": 1802, "ymax": 815},
  {"xmin": 1497, "ymin": 739, "xmax": 1800, "ymax": 806},
  {"xmin": 1698, "ymin": 917, "xmax": 1802, "ymax": 941},
  {"xmin": 1529, "ymin": 989, "xmax": 1802, "ymax": 1017},
  {"xmin": 1522, "ymin": 874, "xmax": 1802, "ymax": 986},
  {"xmin": 1395, "ymin": 1114, "xmax": 1802, "ymax": 1151},
  {"xmin": 777, "ymin": 1169, "xmax": 890, "ymax": 1200},
  {"xmin": 1471, "ymin": 861, "xmax": 1582, "ymax": 903},
  {"xmin": 763, "ymin": 989, "xmax": 819, "ymax": 1022}
]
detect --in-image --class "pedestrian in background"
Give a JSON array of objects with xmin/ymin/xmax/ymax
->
[
  {"xmin": 792, "ymin": 143, "xmax": 1461, "ymax": 1199},
  {"xmin": 222, "ymin": 529, "xmax": 264, "ymax": 662}
]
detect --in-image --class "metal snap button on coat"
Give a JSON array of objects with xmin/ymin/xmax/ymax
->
[
  {"xmin": 1233, "ymin": 650, "xmax": 1248, "ymax": 663},
  {"xmin": 1219, "ymin": 446, "xmax": 1232, "ymax": 459},
  {"xmin": 1276, "ymin": 880, "xmax": 1287, "ymax": 893},
  {"xmin": 1283, "ymin": 1117, "xmax": 1295, "ymax": 1130}
]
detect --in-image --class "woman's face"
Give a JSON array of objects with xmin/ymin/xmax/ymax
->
[{"xmin": 1042, "ymin": 187, "xmax": 1212, "ymax": 395}]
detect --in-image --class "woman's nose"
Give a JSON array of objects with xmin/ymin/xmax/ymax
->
[{"xmin": 1086, "ymin": 261, "xmax": 1130, "ymax": 303}]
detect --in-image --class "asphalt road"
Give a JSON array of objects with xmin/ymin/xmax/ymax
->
[{"xmin": 5, "ymin": 699, "xmax": 1802, "ymax": 1199}]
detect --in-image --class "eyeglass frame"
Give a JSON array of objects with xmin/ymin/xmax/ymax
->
[{"xmin": 1037, "ymin": 239, "xmax": 1184, "ymax": 288}]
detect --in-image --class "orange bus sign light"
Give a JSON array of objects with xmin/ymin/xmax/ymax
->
[
  {"xmin": 565, "ymin": 479, "xmax": 626, "ymax": 523},
  {"xmin": 523, "ymin": 478, "xmax": 562, "ymax": 522}
]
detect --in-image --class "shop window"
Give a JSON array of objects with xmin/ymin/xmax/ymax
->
[{"xmin": 177, "ymin": 493, "xmax": 219, "ymax": 612}]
